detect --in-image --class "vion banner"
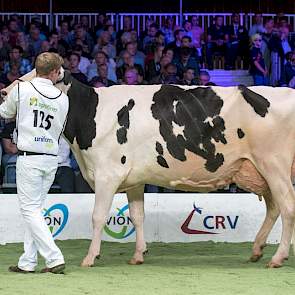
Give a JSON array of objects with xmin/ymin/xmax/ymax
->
[{"xmin": 0, "ymin": 193, "xmax": 281, "ymax": 244}]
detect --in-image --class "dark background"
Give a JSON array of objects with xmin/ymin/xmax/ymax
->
[{"xmin": 0, "ymin": 0, "xmax": 294, "ymax": 13}]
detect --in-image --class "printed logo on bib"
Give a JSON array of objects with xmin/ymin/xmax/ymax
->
[{"xmin": 29, "ymin": 97, "xmax": 58, "ymax": 113}]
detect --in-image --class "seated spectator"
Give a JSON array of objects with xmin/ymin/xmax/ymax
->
[
  {"xmin": 162, "ymin": 47, "xmax": 174, "ymax": 61},
  {"xmin": 280, "ymin": 51, "xmax": 295, "ymax": 86},
  {"xmin": 92, "ymin": 63, "xmax": 116, "ymax": 87},
  {"xmin": 58, "ymin": 20, "xmax": 72, "ymax": 45},
  {"xmin": 150, "ymin": 62, "xmax": 179, "ymax": 84},
  {"xmin": 68, "ymin": 52, "xmax": 88, "ymax": 84},
  {"xmin": 28, "ymin": 26, "xmax": 45, "ymax": 59},
  {"xmin": 48, "ymin": 30, "xmax": 68, "ymax": 57},
  {"xmin": 183, "ymin": 20, "xmax": 193, "ymax": 39},
  {"xmin": 250, "ymin": 34, "xmax": 268, "ymax": 85},
  {"xmin": 180, "ymin": 67, "xmax": 198, "ymax": 85},
  {"xmin": 123, "ymin": 67, "xmax": 140, "ymax": 85},
  {"xmin": 72, "ymin": 44, "xmax": 91, "ymax": 75},
  {"xmin": 166, "ymin": 29, "xmax": 185, "ymax": 53},
  {"xmin": 118, "ymin": 41, "xmax": 145, "ymax": 69},
  {"xmin": 206, "ymin": 16, "xmax": 229, "ymax": 70},
  {"xmin": 116, "ymin": 16, "xmax": 133, "ymax": 53},
  {"xmin": 15, "ymin": 31, "xmax": 31, "ymax": 60},
  {"xmin": 0, "ymin": 61, "xmax": 21, "ymax": 86},
  {"xmin": 173, "ymin": 47, "xmax": 200, "ymax": 79},
  {"xmin": 89, "ymin": 76, "xmax": 107, "ymax": 88},
  {"xmin": 0, "ymin": 31, "xmax": 11, "ymax": 64},
  {"xmin": 3, "ymin": 46, "xmax": 32, "ymax": 75},
  {"xmin": 53, "ymin": 137, "xmax": 75, "ymax": 193},
  {"xmin": 249, "ymin": 13, "xmax": 266, "ymax": 37},
  {"xmin": 92, "ymin": 30, "xmax": 116, "ymax": 59},
  {"xmin": 1, "ymin": 120, "xmax": 18, "ymax": 183},
  {"xmin": 116, "ymin": 51, "xmax": 144, "ymax": 83},
  {"xmin": 69, "ymin": 24, "xmax": 94, "ymax": 54},
  {"xmin": 87, "ymin": 50, "xmax": 117, "ymax": 82},
  {"xmin": 199, "ymin": 70, "xmax": 211, "ymax": 85},
  {"xmin": 226, "ymin": 13, "xmax": 249, "ymax": 69}
]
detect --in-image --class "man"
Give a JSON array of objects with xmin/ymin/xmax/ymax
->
[{"xmin": 0, "ymin": 52, "xmax": 69, "ymax": 274}]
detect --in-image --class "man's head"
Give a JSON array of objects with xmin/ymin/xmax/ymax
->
[
  {"xmin": 9, "ymin": 46, "xmax": 23, "ymax": 61},
  {"xmin": 181, "ymin": 36, "xmax": 192, "ymax": 48},
  {"xmin": 232, "ymin": 13, "xmax": 240, "ymax": 25},
  {"xmin": 215, "ymin": 16, "xmax": 224, "ymax": 27},
  {"xmin": 183, "ymin": 67, "xmax": 195, "ymax": 82},
  {"xmin": 35, "ymin": 52, "xmax": 64, "ymax": 83},
  {"xmin": 95, "ymin": 51, "xmax": 108, "ymax": 65},
  {"xmin": 124, "ymin": 68, "xmax": 138, "ymax": 85},
  {"xmin": 97, "ymin": 63, "xmax": 108, "ymax": 79},
  {"xmin": 199, "ymin": 70, "xmax": 210, "ymax": 85}
]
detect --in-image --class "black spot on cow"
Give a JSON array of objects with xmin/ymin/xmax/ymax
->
[
  {"xmin": 61, "ymin": 71, "xmax": 98, "ymax": 149},
  {"xmin": 121, "ymin": 155, "xmax": 126, "ymax": 164},
  {"xmin": 238, "ymin": 85, "xmax": 270, "ymax": 117},
  {"xmin": 151, "ymin": 85, "xmax": 227, "ymax": 172},
  {"xmin": 156, "ymin": 141, "xmax": 164, "ymax": 155},
  {"xmin": 157, "ymin": 155, "xmax": 169, "ymax": 168},
  {"xmin": 237, "ymin": 128, "xmax": 245, "ymax": 139},
  {"xmin": 116, "ymin": 99, "xmax": 135, "ymax": 144}
]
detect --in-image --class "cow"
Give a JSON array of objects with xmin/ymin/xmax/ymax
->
[{"xmin": 2, "ymin": 69, "xmax": 295, "ymax": 269}]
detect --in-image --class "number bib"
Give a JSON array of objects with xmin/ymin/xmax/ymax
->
[{"xmin": 16, "ymin": 80, "xmax": 69, "ymax": 155}]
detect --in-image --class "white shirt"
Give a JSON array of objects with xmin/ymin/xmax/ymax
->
[{"xmin": 0, "ymin": 78, "xmax": 69, "ymax": 155}]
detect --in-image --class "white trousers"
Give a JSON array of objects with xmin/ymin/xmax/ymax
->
[{"xmin": 16, "ymin": 155, "xmax": 65, "ymax": 271}]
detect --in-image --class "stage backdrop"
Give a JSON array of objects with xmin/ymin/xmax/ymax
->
[{"xmin": 0, "ymin": 193, "xmax": 282, "ymax": 245}]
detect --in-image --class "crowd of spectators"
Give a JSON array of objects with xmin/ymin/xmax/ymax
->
[{"xmin": 0, "ymin": 12, "xmax": 294, "ymax": 193}]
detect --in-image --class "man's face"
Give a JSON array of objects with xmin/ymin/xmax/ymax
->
[
  {"xmin": 9, "ymin": 21, "xmax": 18, "ymax": 32},
  {"xmin": 10, "ymin": 49, "xmax": 21, "ymax": 61},
  {"xmin": 199, "ymin": 74, "xmax": 210, "ymax": 85},
  {"xmin": 125, "ymin": 70, "xmax": 138, "ymax": 85},
  {"xmin": 149, "ymin": 27, "xmax": 157, "ymax": 37},
  {"xmin": 126, "ymin": 43, "xmax": 136, "ymax": 56},
  {"xmin": 184, "ymin": 69, "xmax": 194, "ymax": 81},
  {"xmin": 98, "ymin": 64, "xmax": 108, "ymax": 79},
  {"xmin": 216, "ymin": 17, "xmax": 223, "ymax": 27},
  {"xmin": 181, "ymin": 37, "xmax": 191, "ymax": 47},
  {"xmin": 95, "ymin": 53, "xmax": 107, "ymax": 65},
  {"xmin": 69, "ymin": 54, "xmax": 80, "ymax": 68},
  {"xmin": 232, "ymin": 14, "xmax": 239, "ymax": 24}
]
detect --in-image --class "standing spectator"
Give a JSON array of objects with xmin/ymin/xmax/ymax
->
[
  {"xmin": 249, "ymin": 13, "xmax": 266, "ymax": 37},
  {"xmin": 53, "ymin": 137, "xmax": 75, "ymax": 193},
  {"xmin": 161, "ymin": 17, "xmax": 174, "ymax": 45},
  {"xmin": 206, "ymin": 16, "xmax": 229, "ymax": 70},
  {"xmin": 250, "ymin": 34, "xmax": 268, "ymax": 85},
  {"xmin": 226, "ymin": 13, "xmax": 249, "ymax": 69},
  {"xmin": 145, "ymin": 44, "xmax": 164, "ymax": 81},
  {"xmin": 190, "ymin": 15, "xmax": 204, "ymax": 57},
  {"xmin": 142, "ymin": 23, "xmax": 159, "ymax": 54},
  {"xmin": 280, "ymin": 51, "xmax": 295, "ymax": 86},
  {"xmin": 68, "ymin": 53, "xmax": 88, "ymax": 84},
  {"xmin": 180, "ymin": 67, "xmax": 198, "ymax": 85}
]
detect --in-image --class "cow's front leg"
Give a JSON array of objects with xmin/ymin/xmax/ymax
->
[
  {"xmin": 126, "ymin": 185, "xmax": 147, "ymax": 265},
  {"xmin": 81, "ymin": 177, "xmax": 118, "ymax": 267},
  {"xmin": 250, "ymin": 193, "xmax": 280, "ymax": 262}
]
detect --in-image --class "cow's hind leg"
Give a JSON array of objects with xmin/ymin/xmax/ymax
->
[
  {"xmin": 249, "ymin": 193, "xmax": 280, "ymax": 262},
  {"xmin": 261, "ymin": 165, "xmax": 295, "ymax": 268},
  {"xmin": 81, "ymin": 177, "xmax": 119, "ymax": 267},
  {"xmin": 126, "ymin": 185, "xmax": 147, "ymax": 265}
]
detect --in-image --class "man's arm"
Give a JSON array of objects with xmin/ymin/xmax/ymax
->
[{"xmin": 0, "ymin": 85, "xmax": 18, "ymax": 119}]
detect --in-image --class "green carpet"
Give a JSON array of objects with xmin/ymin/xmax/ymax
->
[{"xmin": 0, "ymin": 240, "xmax": 294, "ymax": 295}]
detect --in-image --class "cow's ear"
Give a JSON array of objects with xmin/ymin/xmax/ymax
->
[{"xmin": 63, "ymin": 70, "xmax": 72, "ymax": 85}]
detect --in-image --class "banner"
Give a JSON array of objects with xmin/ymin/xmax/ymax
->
[{"xmin": 0, "ymin": 193, "xmax": 281, "ymax": 244}]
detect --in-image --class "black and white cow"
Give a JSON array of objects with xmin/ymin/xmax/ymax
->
[{"xmin": 4, "ymin": 69, "xmax": 295, "ymax": 268}]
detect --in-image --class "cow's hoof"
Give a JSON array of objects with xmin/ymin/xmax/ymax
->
[
  {"xmin": 128, "ymin": 258, "xmax": 144, "ymax": 265},
  {"xmin": 81, "ymin": 256, "xmax": 95, "ymax": 267},
  {"xmin": 266, "ymin": 261, "xmax": 282, "ymax": 268},
  {"xmin": 249, "ymin": 254, "xmax": 263, "ymax": 262}
]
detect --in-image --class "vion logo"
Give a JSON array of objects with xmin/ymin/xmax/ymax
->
[
  {"xmin": 104, "ymin": 204, "xmax": 135, "ymax": 239},
  {"xmin": 43, "ymin": 204, "xmax": 69, "ymax": 238},
  {"xmin": 181, "ymin": 203, "xmax": 239, "ymax": 234}
]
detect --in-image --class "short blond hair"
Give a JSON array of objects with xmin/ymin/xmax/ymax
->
[
  {"xmin": 251, "ymin": 33, "xmax": 262, "ymax": 43},
  {"xmin": 35, "ymin": 52, "xmax": 64, "ymax": 76}
]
